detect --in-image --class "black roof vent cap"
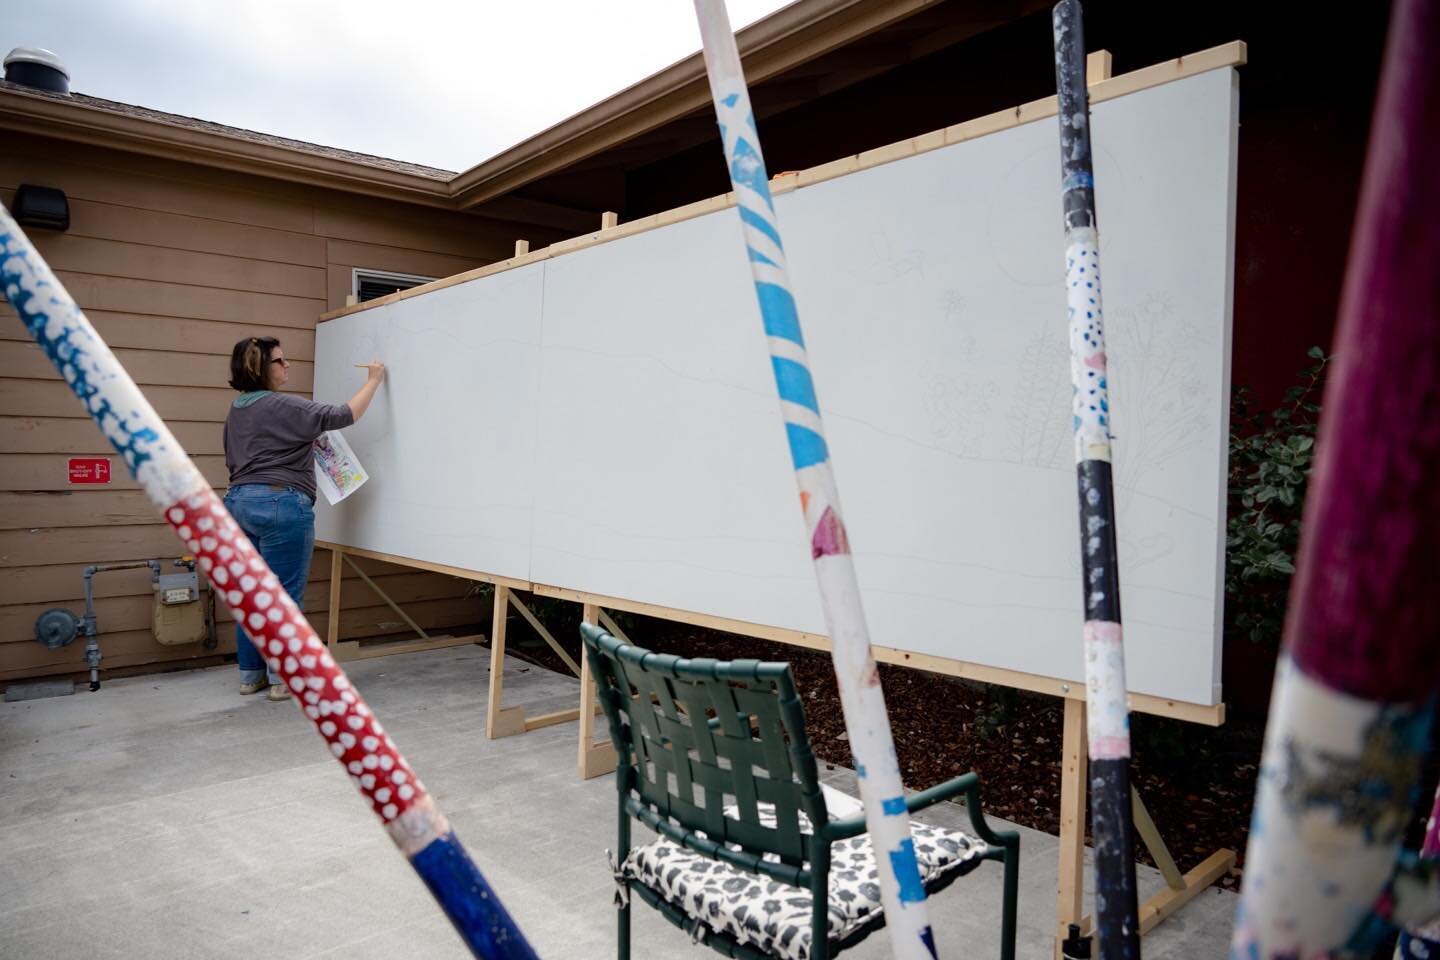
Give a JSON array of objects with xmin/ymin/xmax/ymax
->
[{"xmin": 4, "ymin": 47, "xmax": 70, "ymax": 95}]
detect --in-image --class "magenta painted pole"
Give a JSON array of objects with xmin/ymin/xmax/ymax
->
[
  {"xmin": 1396, "ymin": 787, "xmax": 1440, "ymax": 957},
  {"xmin": 1230, "ymin": 0, "xmax": 1440, "ymax": 954}
]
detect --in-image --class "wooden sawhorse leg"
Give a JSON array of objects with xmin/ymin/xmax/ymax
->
[
  {"xmin": 577, "ymin": 602, "xmax": 616, "ymax": 779},
  {"xmin": 486, "ymin": 587, "xmax": 603, "ymax": 739},
  {"xmin": 1054, "ymin": 697, "xmax": 1237, "ymax": 955},
  {"xmin": 325, "ymin": 547, "xmax": 344, "ymax": 653},
  {"xmin": 486, "ymin": 585, "xmax": 527, "ymax": 738},
  {"xmin": 1056, "ymin": 697, "xmax": 1089, "ymax": 958}
]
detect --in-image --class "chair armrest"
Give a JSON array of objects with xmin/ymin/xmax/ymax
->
[{"xmin": 818, "ymin": 772, "xmax": 1018, "ymax": 852}]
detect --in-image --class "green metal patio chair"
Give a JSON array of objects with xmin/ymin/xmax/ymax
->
[{"xmin": 580, "ymin": 623, "xmax": 1019, "ymax": 960}]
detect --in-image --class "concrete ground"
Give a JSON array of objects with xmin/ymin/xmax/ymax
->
[{"xmin": 0, "ymin": 644, "xmax": 1235, "ymax": 958}]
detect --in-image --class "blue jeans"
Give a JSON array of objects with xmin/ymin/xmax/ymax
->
[{"xmin": 223, "ymin": 484, "xmax": 315, "ymax": 684}]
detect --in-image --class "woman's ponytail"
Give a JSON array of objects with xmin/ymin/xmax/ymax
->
[{"xmin": 228, "ymin": 336, "xmax": 281, "ymax": 391}]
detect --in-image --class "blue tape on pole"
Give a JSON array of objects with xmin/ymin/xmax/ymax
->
[
  {"xmin": 410, "ymin": 833, "xmax": 539, "ymax": 960},
  {"xmin": 772, "ymin": 356, "xmax": 819, "ymax": 413}
]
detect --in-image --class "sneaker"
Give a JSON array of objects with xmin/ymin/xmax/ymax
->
[
  {"xmin": 266, "ymin": 683, "xmax": 291, "ymax": 702},
  {"xmin": 239, "ymin": 678, "xmax": 269, "ymax": 696}
]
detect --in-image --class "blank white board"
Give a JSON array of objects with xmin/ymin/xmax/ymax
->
[
  {"xmin": 315, "ymin": 67, "xmax": 1239, "ymax": 706},
  {"xmin": 314, "ymin": 264, "xmax": 546, "ymax": 579}
]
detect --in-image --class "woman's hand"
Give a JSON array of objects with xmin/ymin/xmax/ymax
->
[{"xmin": 348, "ymin": 361, "xmax": 386, "ymax": 421}]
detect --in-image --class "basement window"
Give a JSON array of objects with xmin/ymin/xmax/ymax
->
[{"xmin": 351, "ymin": 268, "xmax": 436, "ymax": 303}]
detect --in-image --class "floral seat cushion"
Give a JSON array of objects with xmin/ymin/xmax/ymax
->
[{"xmin": 620, "ymin": 792, "xmax": 985, "ymax": 960}]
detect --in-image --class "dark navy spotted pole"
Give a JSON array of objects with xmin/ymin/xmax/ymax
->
[{"xmin": 1051, "ymin": 3, "xmax": 1140, "ymax": 957}]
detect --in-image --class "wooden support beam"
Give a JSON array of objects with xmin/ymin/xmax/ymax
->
[
  {"xmin": 1132, "ymin": 786, "xmax": 1184, "ymax": 890},
  {"xmin": 334, "ymin": 633, "xmax": 481, "ymax": 662},
  {"xmin": 489, "ymin": 704, "xmax": 527, "ymax": 738},
  {"xmin": 312, "ymin": 540, "xmax": 532, "ymax": 592},
  {"xmin": 523, "ymin": 704, "xmax": 604, "ymax": 732},
  {"xmin": 600, "ymin": 211, "xmax": 619, "ymax": 230},
  {"xmin": 531, "ymin": 582, "xmax": 1223, "ymax": 726},
  {"xmin": 508, "ymin": 591, "xmax": 581, "ymax": 678},
  {"xmin": 577, "ymin": 602, "xmax": 616, "ymax": 779},
  {"xmin": 341, "ymin": 552, "xmax": 431, "ymax": 642},
  {"xmin": 1068, "ymin": 847, "xmax": 1235, "ymax": 948},
  {"xmin": 1136, "ymin": 849, "xmax": 1235, "ymax": 934},
  {"xmin": 1056, "ymin": 697, "xmax": 1088, "ymax": 958},
  {"xmin": 597, "ymin": 609, "xmax": 633, "ymax": 646},
  {"xmin": 486, "ymin": 585, "xmax": 524, "ymax": 739},
  {"xmin": 1087, "ymin": 48, "xmax": 1114, "ymax": 84},
  {"xmin": 514, "ymin": 239, "xmax": 530, "ymax": 257},
  {"xmin": 325, "ymin": 547, "xmax": 343, "ymax": 652},
  {"xmin": 1059, "ymin": 751, "xmax": 1236, "ymax": 953}
]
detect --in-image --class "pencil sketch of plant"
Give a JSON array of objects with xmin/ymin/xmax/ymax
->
[
  {"xmin": 1105, "ymin": 292, "xmax": 1213, "ymax": 569},
  {"xmin": 861, "ymin": 232, "xmax": 925, "ymax": 285},
  {"xmin": 1008, "ymin": 320, "xmax": 1072, "ymax": 469},
  {"xmin": 921, "ymin": 290, "xmax": 994, "ymax": 454}
]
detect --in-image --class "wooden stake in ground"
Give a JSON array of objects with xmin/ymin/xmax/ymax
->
[
  {"xmin": 1051, "ymin": 2, "xmax": 1140, "ymax": 956},
  {"xmin": 1231, "ymin": 0, "xmax": 1440, "ymax": 953},
  {"xmin": 690, "ymin": 2, "xmax": 939, "ymax": 957},
  {"xmin": 0, "ymin": 206, "xmax": 537, "ymax": 960}
]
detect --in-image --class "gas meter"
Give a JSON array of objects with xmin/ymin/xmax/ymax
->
[
  {"xmin": 32, "ymin": 556, "xmax": 214, "ymax": 691},
  {"xmin": 152, "ymin": 555, "xmax": 209, "ymax": 646}
]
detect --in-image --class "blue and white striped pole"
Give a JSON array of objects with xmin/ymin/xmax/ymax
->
[{"xmin": 691, "ymin": 3, "xmax": 937, "ymax": 957}]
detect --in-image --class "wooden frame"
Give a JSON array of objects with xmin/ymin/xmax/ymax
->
[
  {"xmin": 317, "ymin": 541, "xmax": 486, "ymax": 662},
  {"xmin": 577, "ymin": 603, "xmax": 618, "ymax": 779},
  {"xmin": 310, "ymin": 40, "xmax": 1247, "ymax": 951},
  {"xmin": 484, "ymin": 584, "xmax": 605, "ymax": 739},
  {"xmin": 318, "ymin": 40, "xmax": 1247, "ymax": 325},
  {"xmin": 1052, "ymin": 701, "xmax": 1236, "ymax": 958}
]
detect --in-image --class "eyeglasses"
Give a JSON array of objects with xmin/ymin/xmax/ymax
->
[{"xmin": 269, "ymin": 358, "xmax": 291, "ymax": 367}]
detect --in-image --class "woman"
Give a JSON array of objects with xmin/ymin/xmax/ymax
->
[{"xmin": 223, "ymin": 336, "xmax": 384, "ymax": 700}]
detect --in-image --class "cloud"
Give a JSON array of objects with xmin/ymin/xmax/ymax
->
[{"xmin": 3, "ymin": 0, "xmax": 791, "ymax": 171}]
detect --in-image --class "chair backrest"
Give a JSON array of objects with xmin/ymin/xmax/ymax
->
[{"xmin": 581, "ymin": 623, "xmax": 830, "ymax": 877}]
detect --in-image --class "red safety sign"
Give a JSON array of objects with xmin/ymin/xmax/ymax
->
[{"xmin": 68, "ymin": 458, "xmax": 112, "ymax": 484}]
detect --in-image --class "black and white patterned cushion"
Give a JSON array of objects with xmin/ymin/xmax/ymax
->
[{"xmin": 621, "ymin": 792, "xmax": 985, "ymax": 960}]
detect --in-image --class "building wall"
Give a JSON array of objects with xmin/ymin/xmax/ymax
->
[{"xmin": 0, "ymin": 131, "xmax": 544, "ymax": 684}]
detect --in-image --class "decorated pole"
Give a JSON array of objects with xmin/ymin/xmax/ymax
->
[
  {"xmin": 1051, "ymin": 3, "xmax": 1140, "ymax": 956},
  {"xmin": 1229, "ymin": 0, "xmax": 1440, "ymax": 954},
  {"xmin": 0, "ymin": 207, "xmax": 538, "ymax": 960},
  {"xmin": 690, "ymin": 2, "xmax": 938, "ymax": 957}
]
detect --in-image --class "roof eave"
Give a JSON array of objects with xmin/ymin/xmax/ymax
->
[
  {"xmin": 446, "ymin": 0, "xmax": 947, "ymax": 209},
  {"xmin": 0, "ymin": 85, "xmax": 458, "ymax": 207}
]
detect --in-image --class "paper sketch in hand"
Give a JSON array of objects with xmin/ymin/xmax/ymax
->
[{"xmin": 313, "ymin": 430, "xmax": 368, "ymax": 505}]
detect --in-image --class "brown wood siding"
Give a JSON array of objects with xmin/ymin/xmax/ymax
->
[{"xmin": 0, "ymin": 132, "xmax": 530, "ymax": 685}]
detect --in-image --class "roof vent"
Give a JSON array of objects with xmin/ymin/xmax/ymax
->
[{"xmin": 4, "ymin": 47, "xmax": 70, "ymax": 95}]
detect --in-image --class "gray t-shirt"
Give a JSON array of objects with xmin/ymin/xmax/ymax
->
[{"xmin": 223, "ymin": 392, "xmax": 354, "ymax": 500}]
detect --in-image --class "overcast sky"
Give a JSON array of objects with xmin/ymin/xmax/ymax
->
[{"xmin": 3, "ymin": 0, "xmax": 794, "ymax": 172}]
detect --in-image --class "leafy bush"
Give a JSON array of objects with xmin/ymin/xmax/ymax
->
[{"xmin": 1224, "ymin": 347, "xmax": 1329, "ymax": 648}]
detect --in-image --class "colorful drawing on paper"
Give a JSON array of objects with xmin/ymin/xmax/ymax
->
[{"xmin": 313, "ymin": 430, "xmax": 368, "ymax": 505}]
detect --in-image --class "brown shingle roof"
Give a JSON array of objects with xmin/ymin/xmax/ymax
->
[{"xmin": 0, "ymin": 78, "xmax": 455, "ymax": 180}]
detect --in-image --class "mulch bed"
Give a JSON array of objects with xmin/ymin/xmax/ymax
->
[{"xmin": 497, "ymin": 599, "xmax": 1439, "ymax": 897}]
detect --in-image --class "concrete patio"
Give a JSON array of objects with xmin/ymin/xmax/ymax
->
[{"xmin": 0, "ymin": 644, "xmax": 1235, "ymax": 958}]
